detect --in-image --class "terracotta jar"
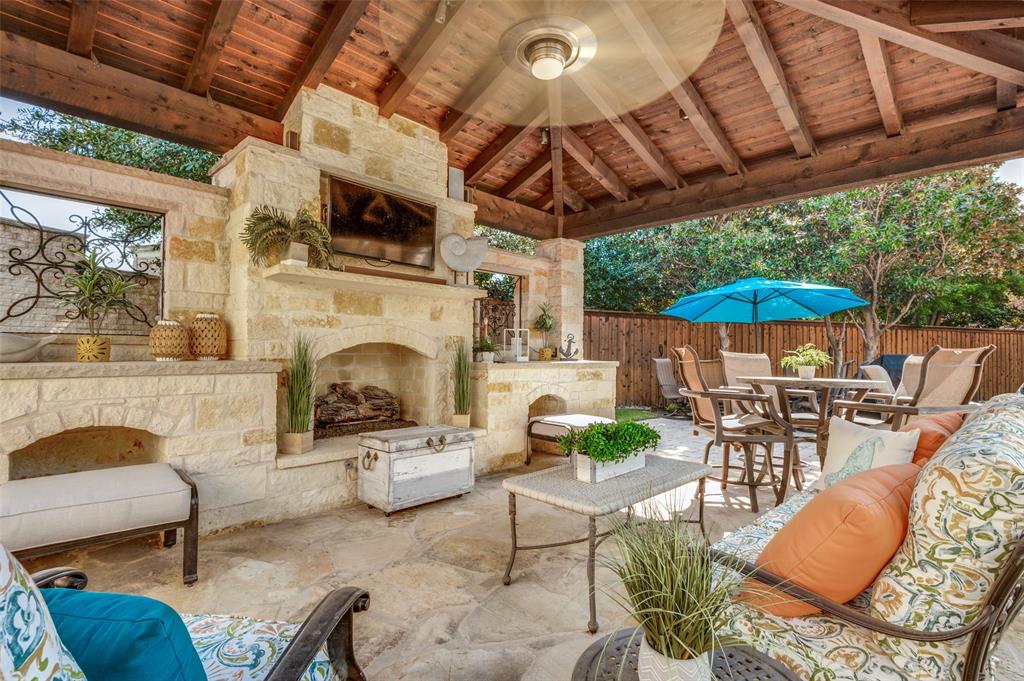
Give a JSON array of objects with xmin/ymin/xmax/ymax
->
[
  {"xmin": 149, "ymin": 319, "xmax": 189, "ymax": 361},
  {"xmin": 76, "ymin": 335, "xmax": 111, "ymax": 362},
  {"xmin": 189, "ymin": 313, "xmax": 227, "ymax": 360}
]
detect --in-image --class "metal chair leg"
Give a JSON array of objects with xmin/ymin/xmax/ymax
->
[{"xmin": 743, "ymin": 443, "xmax": 759, "ymax": 514}]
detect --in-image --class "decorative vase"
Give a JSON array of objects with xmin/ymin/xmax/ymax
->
[
  {"xmin": 281, "ymin": 431, "xmax": 314, "ymax": 455},
  {"xmin": 149, "ymin": 319, "xmax": 189, "ymax": 361},
  {"xmin": 538, "ymin": 347, "xmax": 554, "ymax": 361},
  {"xmin": 797, "ymin": 365, "xmax": 816, "ymax": 379},
  {"xmin": 452, "ymin": 413, "xmax": 471, "ymax": 428},
  {"xmin": 189, "ymin": 313, "xmax": 227, "ymax": 360},
  {"xmin": 76, "ymin": 335, "xmax": 111, "ymax": 362},
  {"xmin": 638, "ymin": 637, "xmax": 713, "ymax": 681}
]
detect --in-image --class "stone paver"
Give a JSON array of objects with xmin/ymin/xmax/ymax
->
[{"xmin": 23, "ymin": 417, "xmax": 1024, "ymax": 680}]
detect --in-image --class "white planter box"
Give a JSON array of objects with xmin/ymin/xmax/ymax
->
[{"xmin": 575, "ymin": 451, "xmax": 646, "ymax": 483}]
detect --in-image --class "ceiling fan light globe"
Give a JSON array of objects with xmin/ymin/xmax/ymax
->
[{"xmin": 531, "ymin": 55, "xmax": 565, "ymax": 80}]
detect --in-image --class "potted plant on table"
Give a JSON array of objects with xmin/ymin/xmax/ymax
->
[
  {"xmin": 780, "ymin": 343, "xmax": 832, "ymax": 379},
  {"xmin": 242, "ymin": 205, "xmax": 331, "ymax": 268},
  {"xmin": 559, "ymin": 421, "xmax": 660, "ymax": 483},
  {"xmin": 58, "ymin": 250, "xmax": 138, "ymax": 362},
  {"xmin": 282, "ymin": 334, "xmax": 317, "ymax": 455},
  {"xmin": 473, "ymin": 337, "xmax": 496, "ymax": 363},
  {"xmin": 609, "ymin": 511, "xmax": 739, "ymax": 681},
  {"xmin": 451, "ymin": 338, "xmax": 471, "ymax": 428},
  {"xmin": 534, "ymin": 303, "xmax": 556, "ymax": 360}
]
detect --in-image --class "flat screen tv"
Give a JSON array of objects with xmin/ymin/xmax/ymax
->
[{"xmin": 326, "ymin": 176, "xmax": 437, "ymax": 269}]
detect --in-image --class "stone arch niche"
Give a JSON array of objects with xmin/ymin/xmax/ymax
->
[
  {"xmin": 527, "ymin": 393, "xmax": 569, "ymax": 457},
  {"xmin": 10, "ymin": 426, "xmax": 168, "ymax": 480}
]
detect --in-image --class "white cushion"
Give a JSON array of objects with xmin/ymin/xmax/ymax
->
[
  {"xmin": 819, "ymin": 417, "xmax": 919, "ymax": 488},
  {"xmin": 528, "ymin": 413, "xmax": 615, "ymax": 439},
  {"xmin": 0, "ymin": 463, "xmax": 190, "ymax": 551}
]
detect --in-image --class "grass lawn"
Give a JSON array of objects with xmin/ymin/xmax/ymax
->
[{"xmin": 615, "ymin": 407, "xmax": 660, "ymax": 422}]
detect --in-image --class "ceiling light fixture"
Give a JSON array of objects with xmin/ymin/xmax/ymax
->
[{"xmin": 526, "ymin": 37, "xmax": 571, "ymax": 80}]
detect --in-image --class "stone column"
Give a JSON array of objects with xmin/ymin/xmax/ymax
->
[{"xmin": 535, "ymin": 238, "xmax": 585, "ymax": 359}]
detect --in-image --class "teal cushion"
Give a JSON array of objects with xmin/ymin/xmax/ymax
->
[{"xmin": 40, "ymin": 589, "xmax": 205, "ymax": 681}]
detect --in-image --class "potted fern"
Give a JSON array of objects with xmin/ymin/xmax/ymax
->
[
  {"xmin": 559, "ymin": 421, "xmax": 660, "ymax": 483},
  {"xmin": 609, "ymin": 510, "xmax": 739, "ymax": 681},
  {"xmin": 242, "ymin": 205, "xmax": 331, "ymax": 268},
  {"xmin": 58, "ymin": 250, "xmax": 138, "ymax": 362},
  {"xmin": 451, "ymin": 339, "xmax": 471, "ymax": 428},
  {"xmin": 282, "ymin": 334, "xmax": 317, "ymax": 455},
  {"xmin": 780, "ymin": 343, "xmax": 832, "ymax": 379}
]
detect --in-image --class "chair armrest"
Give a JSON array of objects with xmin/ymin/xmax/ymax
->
[
  {"xmin": 710, "ymin": 549, "xmax": 992, "ymax": 642},
  {"xmin": 679, "ymin": 389, "xmax": 771, "ymax": 403},
  {"xmin": 265, "ymin": 587, "xmax": 370, "ymax": 681},
  {"xmin": 31, "ymin": 568, "xmax": 88, "ymax": 590},
  {"xmin": 832, "ymin": 401, "xmax": 927, "ymax": 417}
]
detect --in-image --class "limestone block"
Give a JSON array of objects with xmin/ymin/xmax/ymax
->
[
  {"xmin": 0, "ymin": 380, "xmax": 36, "ymax": 422},
  {"xmin": 312, "ymin": 117, "xmax": 351, "ymax": 154},
  {"xmin": 188, "ymin": 215, "xmax": 226, "ymax": 240},
  {"xmin": 243, "ymin": 427, "xmax": 277, "ymax": 446},
  {"xmin": 169, "ymin": 236, "xmax": 216, "ymax": 263},
  {"xmin": 158, "ymin": 375, "xmax": 216, "ymax": 395},
  {"xmin": 169, "ymin": 431, "xmax": 244, "ymax": 456},
  {"xmin": 97, "ymin": 406, "xmax": 129, "ymax": 428},
  {"xmin": 185, "ymin": 262, "xmax": 229, "ymax": 294},
  {"xmin": 333, "ymin": 291, "xmax": 383, "ymax": 316},
  {"xmin": 196, "ymin": 394, "xmax": 262, "ymax": 431},
  {"xmin": 364, "ymin": 156, "xmax": 395, "ymax": 182},
  {"xmin": 248, "ymin": 314, "xmax": 289, "ymax": 340},
  {"xmin": 29, "ymin": 412, "xmax": 63, "ymax": 440},
  {"xmin": 267, "ymin": 460, "xmax": 348, "ymax": 497},
  {"xmin": 60, "ymin": 406, "xmax": 97, "ymax": 431},
  {"xmin": 2, "ymin": 424, "xmax": 33, "ymax": 457},
  {"xmin": 191, "ymin": 464, "xmax": 268, "ymax": 510},
  {"xmin": 214, "ymin": 373, "xmax": 274, "ymax": 395},
  {"xmin": 41, "ymin": 377, "xmax": 159, "ymax": 402}
]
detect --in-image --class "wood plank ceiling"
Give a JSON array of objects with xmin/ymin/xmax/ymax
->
[{"xmin": 1, "ymin": 0, "xmax": 1022, "ymax": 240}]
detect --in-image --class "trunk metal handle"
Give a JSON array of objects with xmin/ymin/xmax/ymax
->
[
  {"xmin": 426, "ymin": 435, "xmax": 447, "ymax": 452},
  {"xmin": 361, "ymin": 451, "xmax": 378, "ymax": 471}
]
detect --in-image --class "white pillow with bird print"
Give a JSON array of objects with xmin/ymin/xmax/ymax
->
[{"xmin": 819, "ymin": 417, "xmax": 920, "ymax": 488}]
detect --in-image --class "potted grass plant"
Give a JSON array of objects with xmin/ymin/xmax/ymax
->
[
  {"xmin": 282, "ymin": 334, "xmax": 317, "ymax": 455},
  {"xmin": 242, "ymin": 205, "xmax": 331, "ymax": 268},
  {"xmin": 559, "ymin": 421, "xmax": 660, "ymax": 483},
  {"xmin": 451, "ymin": 338, "xmax": 471, "ymax": 428},
  {"xmin": 780, "ymin": 343, "xmax": 832, "ymax": 379},
  {"xmin": 58, "ymin": 250, "xmax": 138, "ymax": 362},
  {"xmin": 473, "ymin": 337, "xmax": 496, "ymax": 363},
  {"xmin": 609, "ymin": 510, "xmax": 740, "ymax": 681}
]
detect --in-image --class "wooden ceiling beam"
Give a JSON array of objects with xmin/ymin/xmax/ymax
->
[
  {"xmin": 563, "ymin": 107, "xmax": 1024, "ymax": 239},
  {"xmin": 378, "ymin": 0, "xmax": 476, "ymax": 119},
  {"xmin": 778, "ymin": 0, "xmax": 1024, "ymax": 86},
  {"xmin": 499, "ymin": 153, "xmax": 551, "ymax": 198},
  {"xmin": 2, "ymin": 31, "xmax": 281, "ymax": 153},
  {"xmin": 909, "ymin": 1, "xmax": 1024, "ymax": 32},
  {"xmin": 183, "ymin": 0, "xmax": 243, "ymax": 96},
  {"xmin": 531, "ymin": 186, "xmax": 590, "ymax": 213},
  {"xmin": 725, "ymin": 0, "xmax": 817, "ymax": 158},
  {"xmin": 548, "ymin": 83, "xmax": 566, "ymax": 218},
  {"xmin": 275, "ymin": 0, "xmax": 368, "ymax": 119},
  {"xmin": 440, "ymin": 60, "xmax": 511, "ymax": 143},
  {"xmin": 572, "ymin": 73, "xmax": 683, "ymax": 189},
  {"xmin": 611, "ymin": 1, "xmax": 743, "ymax": 175},
  {"xmin": 464, "ymin": 103, "xmax": 546, "ymax": 185},
  {"xmin": 470, "ymin": 188, "xmax": 558, "ymax": 240},
  {"xmin": 858, "ymin": 32, "xmax": 903, "ymax": 136},
  {"xmin": 561, "ymin": 127, "xmax": 636, "ymax": 202},
  {"xmin": 997, "ymin": 28, "xmax": 1021, "ymax": 111},
  {"xmin": 66, "ymin": 0, "xmax": 99, "ymax": 57}
]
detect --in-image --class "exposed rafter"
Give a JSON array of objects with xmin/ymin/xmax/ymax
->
[
  {"xmin": 470, "ymin": 188, "xmax": 558, "ymax": 240},
  {"xmin": 183, "ymin": 0, "xmax": 243, "ymax": 96},
  {"xmin": 725, "ymin": 0, "xmax": 817, "ymax": 158},
  {"xmin": 499, "ymin": 153, "xmax": 551, "ymax": 198},
  {"xmin": 464, "ymin": 103, "xmax": 547, "ymax": 185},
  {"xmin": 611, "ymin": 1, "xmax": 743, "ymax": 175},
  {"xmin": 378, "ymin": 0, "xmax": 476, "ymax": 119},
  {"xmin": 909, "ymin": 1, "xmax": 1024, "ymax": 32},
  {"xmin": 778, "ymin": 0, "xmax": 1024, "ymax": 86},
  {"xmin": 997, "ymin": 28, "xmax": 1022, "ymax": 111},
  {"xmin": 548, "ymin": 82, "xmax": 566, "ymax": 218},
  {"xmin": 66, "ymin": 0, "xmax": 99, "ymax": 58},
  {"xmin": 858, "ymin": 32, "xmax": 903, "ymax": 136},
  {"xmin": 564, "ymin": 107, "xmax": 1024, "ymax": 239},
  {"xmin": 2, "ymin": 31, "xmax": 281, "ymax": 153},
  {"xmin": 440, "ymin": 60, "xmax": 511, "ymax": 143},
  {"xmin": 561, "ymin": 127, "xmax": 636, "ymax": 202},
  {"xmin": 274, "ymin": 0, "xmax": 368, "ymax": 119},
  {"xmin": 532, "ymin": 185, "xmax": 590, "ymax": 213}
]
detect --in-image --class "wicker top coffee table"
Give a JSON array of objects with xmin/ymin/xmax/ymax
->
[{"xmin": 571, "ymin": 628, "xmax": 798, "ymax": 681}]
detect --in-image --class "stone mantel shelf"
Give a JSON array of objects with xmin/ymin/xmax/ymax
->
[
  {"xmin": 262, "ymin": 264, "xmax": 489, "ymax": 301},
  {"xmin": 0, "ymin": 360, "xmax": 281, "ymax": 380},
  {"xmin": 472, "ymin": 360, "xmax": 619, "ymax": 370}
]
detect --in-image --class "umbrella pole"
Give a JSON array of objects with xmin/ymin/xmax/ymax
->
[{"xmin": 753, "ymin": 295, "xmax": 761, "ymax": 353}]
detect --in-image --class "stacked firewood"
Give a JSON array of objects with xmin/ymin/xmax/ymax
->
[{"xmin": 315, "ymin": 383, "xmax": 401, "ymax": 428}]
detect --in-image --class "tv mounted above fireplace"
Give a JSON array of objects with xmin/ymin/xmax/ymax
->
[{"xmin": 326, "ymin": 176, "xmax": 437, "ymax": 269}]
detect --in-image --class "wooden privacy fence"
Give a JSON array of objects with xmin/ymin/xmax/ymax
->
[{"xmin": 583, "ymin": 309, "xmax": 1024, "ymax": 407}]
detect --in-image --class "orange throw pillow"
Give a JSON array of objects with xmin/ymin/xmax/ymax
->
[
  {"xmin": 743, "ymin": 463, "xmax": 921, "ymax": 617},
  {"xmin": 900, "ymin": 412, "xmax": 964, "ymax": 464}
]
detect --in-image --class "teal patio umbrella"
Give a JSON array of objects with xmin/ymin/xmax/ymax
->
[{"xmin": 661, "ymin": 277, "xmax": 868, "ymax": 352}]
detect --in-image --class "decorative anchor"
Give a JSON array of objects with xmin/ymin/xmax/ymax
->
[{"xmin": 558, "ymin": 333, "xmax": 580, "ymax": 361}]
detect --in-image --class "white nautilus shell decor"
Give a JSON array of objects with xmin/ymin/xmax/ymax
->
[{"xmin": 440, "ymin": 234, "xmax": 489, "ymax": 273}]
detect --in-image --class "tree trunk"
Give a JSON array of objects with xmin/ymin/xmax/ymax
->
[
  {"xmin": 861, "ymin": 310, "xmax": 882, "ymax": 364},
  {"xmin": 823, "ymin": 315, "xmax": 847, "ymax": 378},
  {"xmin": 717, "ymin": 323, "xmax": 730, "ymax": 351}
]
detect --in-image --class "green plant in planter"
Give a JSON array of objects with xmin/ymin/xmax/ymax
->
[
  {"xmin": 58, "ymin": 250, "xmax": 138, "ymax": 337},
  {"xmin": 242, "ymin": 205, "xmax": 331, "ymax": 267},
  {"xmin": 535, "ymin": 303, "xmax": 555, "ymax": 346},
  {"xmin": 286, "ymin": 334, "xmax": 317, "ymax": 434},
  {"xmin": 558, "ymin": 421, "xmax": 661, "ymax": 464},
  {"xmin": 780, "ymin": 343, "xmax": 833, "ymax": 370},
  {"xmin": 473, "ymin": 337, "xmax": 495, "ymax": 354},
  {"xmin": 451, "ymin": 339, "xmax": 471, "ymax": 417}
]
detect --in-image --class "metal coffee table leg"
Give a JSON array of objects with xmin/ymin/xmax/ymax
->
[
  {"xmin": 502, "ymin": 491, "xmax": 517, "ymax": 586},
  {"xmin": 587, "ymin": 515, "xmax": 598, "ymax": 633}
]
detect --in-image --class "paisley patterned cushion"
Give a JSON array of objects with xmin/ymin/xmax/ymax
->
[
  {"xmin": 868, "ymin": 393, "xmax": 1024, "ymax": 677},
  {"xmin": 182, "ymin": 613, "xmax": 336, "ymax": 681},
  {"xmin": 0, "ymin": 546, "xmax": 86, "ymax": 681}
]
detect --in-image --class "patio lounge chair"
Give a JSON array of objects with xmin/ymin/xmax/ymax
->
[
  {"xmin": 837, "ymin": 345, "xmax": 995, "ymax": 430},
  {"xmin": 675, "ymin": 345, "xmax": 797, "ymax": 512}
]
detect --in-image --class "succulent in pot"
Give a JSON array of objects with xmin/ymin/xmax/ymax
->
[
  {"xmin": 282, "ymin": 334, "xmax": 317, "ymax": 455},
  {"xmin": 58, "ymin": 250, "xmax": 138, "ymax": 363},
  {"xmin": 473, "ymin": 336, "xmax": 496, "ymax": 363},
  {"xmin": 451, "ymin": 338, "xmax": 471, "ymax": 428},
  {"xmin": 780, "ymin": 343, "xmax": 832, "ymax": 379},
  {"xmin": 558, "ymin": 421, "xmax": 660, "ymax": 483}
]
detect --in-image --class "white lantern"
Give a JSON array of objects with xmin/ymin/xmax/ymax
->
[{"xmin": 504, "ymin": 328, "xmax": 531, "ymax": 363}]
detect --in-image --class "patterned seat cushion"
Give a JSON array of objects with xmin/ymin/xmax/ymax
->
[{"xmin": 182, "ymin": 613, "xmax": 336, "ymax": 681}]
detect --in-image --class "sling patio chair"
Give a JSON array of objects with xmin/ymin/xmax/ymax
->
[
  {"xmin": 675, "ymin": 345, "xmax": 798, "ymax": 512},
  {"xmin": 836, "ymin": 345, "xmax": 996, "ymax": 431},
  {"xmin": 652, "ymin": 357, "xmax": 689, "ymax": 418}
]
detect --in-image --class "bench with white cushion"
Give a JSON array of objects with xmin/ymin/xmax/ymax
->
[
  {"xmin": 0, "ymin": 462, "xmax": 198, "ymax": 584},
  {"xmin": 525, "ymin": 413, "xmax": 615, "ymax": 465}
]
